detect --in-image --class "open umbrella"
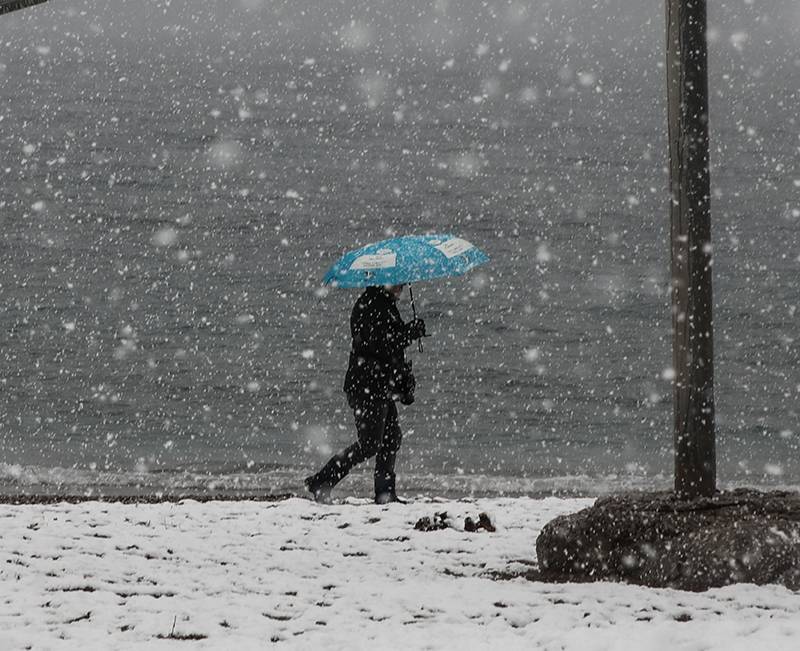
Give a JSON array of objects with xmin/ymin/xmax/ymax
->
[{"xmin": 322, "ymin": 234, "xmax": 489, "ymax": 350}]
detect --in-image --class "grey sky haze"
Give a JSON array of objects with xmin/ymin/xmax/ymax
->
[{"xmin": 1, "ymin": 0, "xmax": 797, "ymax": 60}]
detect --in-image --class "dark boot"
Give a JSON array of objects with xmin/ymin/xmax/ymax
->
[
  {"xmin": 304, "ymin": 445, "xmax": 363, "ymax": 504},
  {"xmin": 304, "ymin": 474, "xmax": 333, "ymax": 504},
  {"xmin": 374, "ymin": 472, "xmax": 405, "ymax": 504}
]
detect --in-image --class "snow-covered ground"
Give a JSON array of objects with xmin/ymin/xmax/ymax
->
[{"xmin": 2, "ymin": 496, "xmax": 800, "ymax": 650}]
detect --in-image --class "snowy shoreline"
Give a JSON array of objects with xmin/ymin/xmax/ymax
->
[{"xmin": 2, "ymin": 496, "xmax": 800, "ymax": 650}]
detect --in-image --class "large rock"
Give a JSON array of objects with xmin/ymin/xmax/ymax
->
[{"xmin": 536, "ymin": 489, "xmax": 800, "ymax": 591}]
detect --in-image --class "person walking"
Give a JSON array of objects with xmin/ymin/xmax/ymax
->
[{"xmin": 304, "ymin": 284, "xmax": 425, "ymax": 504}]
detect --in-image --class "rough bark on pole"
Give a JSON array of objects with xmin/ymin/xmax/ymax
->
[
  {"xmin": 0, "ymin": 0, "xmax": 47, "ymax": 16},
  {"xmin": 665, "ymin": 0, "xmax": 716, "ymax": 499}
]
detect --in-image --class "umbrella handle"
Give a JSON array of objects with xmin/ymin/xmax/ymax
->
[{"xmin": 409, "ymin": 285, "xmax": 423, "ymax": 353}]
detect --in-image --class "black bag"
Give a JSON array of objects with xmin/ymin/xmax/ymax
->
[{"xmin": 390, "ymin": 360, "xmax": 416, "ymax": 405}]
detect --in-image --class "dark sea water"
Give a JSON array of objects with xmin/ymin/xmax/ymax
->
[{"xmin": 1, "ymin": 2, "xmax": 799, "ymax": 498}]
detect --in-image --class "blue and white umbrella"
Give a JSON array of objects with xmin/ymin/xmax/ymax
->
[
  {"xmin": 322, "ymin": 234, "xmax": 489, "ymax": 288},
  {"xmin": 323, "ymin": 234, "xmax": 488, "ymax": 352}
]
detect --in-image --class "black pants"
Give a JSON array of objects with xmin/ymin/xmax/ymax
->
[{"xmin": 309, "ymin": 398, "xmax": 403, "ymax": 498}]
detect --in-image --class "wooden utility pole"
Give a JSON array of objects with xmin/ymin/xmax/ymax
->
[
  {"xmin": 0, "ymin": 0, "xmax": 47, "ymax": 16},
  {"xmin": 665, "ymin": 0, "xmax": 716, "ymax": 498}
]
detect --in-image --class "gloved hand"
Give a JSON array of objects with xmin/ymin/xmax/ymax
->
[{"xmin": 407, "ymin": 318, "xmax": 426, "ymax": 340}]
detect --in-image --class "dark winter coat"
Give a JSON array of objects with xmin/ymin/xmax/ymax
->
[{"xmin": 343, "ymin": 286, "xmax": 416, "ymax": 405}]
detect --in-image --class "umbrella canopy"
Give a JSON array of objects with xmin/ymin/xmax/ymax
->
[{"xmin": 323, "ymin": 234, "xmax": 489, "ymax": 288}]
